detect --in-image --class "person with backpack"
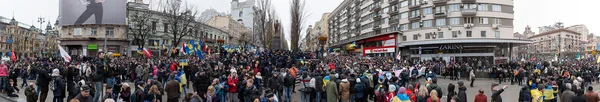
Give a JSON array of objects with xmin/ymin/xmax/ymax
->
[
  {"xmin": 52, "ymin": 68, "xmax": 66, "ymax": 102},
  {"xmin": 282, "ymin": 69, "xmax": 295, "ymax": 102},
  {"xmin": 354, "ymin": 78, "xmax": 366, "ymax": 102}
]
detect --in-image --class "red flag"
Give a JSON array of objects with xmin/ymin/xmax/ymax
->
[
  {"xmin": 142, "ymin": 48, "xmax": 152, "ymax": 58},
  {"xmin": 10, "ymin": 50, "xmax": 16, "ymax": 62}
]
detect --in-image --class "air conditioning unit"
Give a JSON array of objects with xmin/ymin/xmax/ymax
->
[
  {"xmin": 421, "ymin": 1, "xmax": 428, "ymax": 5},
  {"xmin": 448, "ymin": 26, "xmax": 452, "ymax": 30},
  {"xmin": 492, "ymin": 24, "xmax": 500, "ymax": 29},
  {"xmin": 464, "ymin": 24, "xmax": 470, "ymax": 28},
  {"xmin": 437, "ymin": 27, "xmax": 441, "ymax": 31}
]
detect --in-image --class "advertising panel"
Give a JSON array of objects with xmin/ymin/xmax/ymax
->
[
  {"xmin": 60, "ymin": 0, "xmax": 127, "ymax": 26},
  {"xmin": 364, "ymin": 47, "xmax": 395, "ymax": 54}
]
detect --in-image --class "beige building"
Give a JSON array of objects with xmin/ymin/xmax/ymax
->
[
  {"xmin": 328, "ymin": 0, "xmax": 530, "ymax": 62},
  {"xmin": 205, "ymin": 16, "xmax": 252, "ymax": 46},
  {"xmin": 527, "ymin": 28, "xmax": 581, "ymax": 59},
  {"xmin": 60, "ymin": 24, "xmax": 128, "ymax": 57},
  {"xmin": 0, "ymin": 17, "xmax": 59, "ymax": 58},
  {"xmin": 308, "ymin": 13, "xmax": 331, "ymax": 52}
]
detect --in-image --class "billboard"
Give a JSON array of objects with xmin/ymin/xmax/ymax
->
[{"xmin": 60, "ymin": 0, "xmax": 126, "ymax": 26}]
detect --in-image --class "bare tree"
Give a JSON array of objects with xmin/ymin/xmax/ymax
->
[
  {"xmin": 254, "ymin": 0, "xmax": 274, "ymax": 48},
  {"xmin": 127, "ymin": 7, "xmax": 154, "ymax": 49},
  {"xmin": 162, "ymin": 0, "xmax": 199, "ymax": 53},
  {"xmin": 290, "ymin": 0, "xmax": 308, "ymax": 52}
]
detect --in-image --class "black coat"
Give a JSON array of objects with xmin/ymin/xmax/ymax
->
[
  {"xmin": 53, "ymin": 77, "xmax": 66, "ymax": 98},
  {"xmin": 457, "ymin": 86, "xmax": 467, "ymax": 102},
  {"xmin": 283, "ymin": 74, "xmax": 295, "ymax": 87},
  {"xmin": 36, "ymin": 68, "xmax": 52, "ymax": 87},
  {"xmin": 572, "ymin": 95, "xmax": 588, "ymax": 102},
  {"xmin": 269, "ymin": 75, "xmax": 283, "ymax": 90},
  {"xmin": 194, "ymin": 73, "xmax": 210, "ymax": 94}
]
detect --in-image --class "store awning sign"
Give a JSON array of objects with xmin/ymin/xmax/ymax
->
[
  {"xmin": 439, "ymin": 45, "xmax": 463, "ymax": 50},
  {"xmin": 365, "ymin": 47, "xmax": 395, "ymax": 54}
]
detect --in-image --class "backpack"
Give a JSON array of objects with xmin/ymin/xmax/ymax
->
[{"xmin": 353, "ymin": 83, "xmax": 365, "ymax": 98}]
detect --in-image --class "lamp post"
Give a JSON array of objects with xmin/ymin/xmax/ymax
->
[{"xmin": 37, "ymin": 17, "xmax": 45, "ymax": 56}]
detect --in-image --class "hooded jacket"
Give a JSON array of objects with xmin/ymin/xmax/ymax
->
[
  {"xmin": 474, "ymin": 93, "xmax": 488, "ymax": 102},
  {"xmin": 427, "ymin": 83, "xmax": 443, "ymax": 99},
  {"xmin": 457, "ymin": 86, "xmax": 467, "ymax": 102},
  {"xmin": 518, "ymin": 85, "xmax": 531, "ymax": 102},
  {"xmin": 339, "ymin": 79, "xmax": 350, "ymax": 101}
]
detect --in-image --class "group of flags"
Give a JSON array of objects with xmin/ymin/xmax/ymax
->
[{"xmin": 178, "ymin": 40, "xmax": 206, "ymax": 59}]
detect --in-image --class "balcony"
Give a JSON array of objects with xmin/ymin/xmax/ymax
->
[
  {"xmin": 433, "ymin": 0, "xmax": 447, "ymax": 5},
  {"xmin": 372, "ymin": 25, "xmax": 382, "ymax": 30},
  {"xmin": 372, "ymin": 15, "xmax": 382, "ymax": 20},
  {"xmin": 461, "ymin": 9, "xmax": 477, "ymax": 16},
  {"xmin": 388, "ymin": 18, "xmax": 399, "ymax": 24},
  {"xmin": 433, "ymin": 12, "xmax": 447, "ymax": 18},
  {"xmin": 388, "ymin": 0, "xmax": 399, "ymax": 4},
  {"xmin": 388, "ymin": 10, "xmax": 399, "ymax": 16},
  {"xmin": 370, "ymin": 6, "xmax": 382, "ymax": 12},
  {"xmin": 461, "ymin": 0, "xmax": 476, "ymax": 3},
  {"xmin": 409, "ymin": 15, "xmax": 422, "ymax": 21},
  {"xmin": 408, "ymin": 4, "xmax": 421, "ymax": 10}
]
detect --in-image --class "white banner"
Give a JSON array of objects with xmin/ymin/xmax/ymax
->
[{"xmin": 365, "ymin": 47, "xmax": 395, "ymax": 54}]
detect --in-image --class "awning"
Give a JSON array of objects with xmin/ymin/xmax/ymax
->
[
  {"xmin": 88, "ymin": 44, "xmax": 98, "ymax": 50},
  {"xmin": 397, "ymin": 38, "xmax": 533, "ymax": 47}
]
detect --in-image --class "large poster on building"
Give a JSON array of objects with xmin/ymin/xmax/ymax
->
[{"xmin": 60, "ymin": 0, "xmax": 126, "ymax": 26}]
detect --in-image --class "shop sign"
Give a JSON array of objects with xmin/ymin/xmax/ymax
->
[
  {"xmin": 365, "ymin": 47, "xmax": 395, "ymax": 54},
  {"xmin": 382, "ymin": 39, "xmax": 395, "ymax": 46},
  {"xmin": 439, "ymin": 45, "xmax": 463, "ymax": 50}
]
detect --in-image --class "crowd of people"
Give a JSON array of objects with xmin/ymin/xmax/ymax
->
[{"xmin": 1, "ymin": 47, "xmax": 600, "ymax": 102}]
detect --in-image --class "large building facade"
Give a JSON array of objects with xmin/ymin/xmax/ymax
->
[
  {"xmin": 231, "ymin": 0, "xmax": 255, "ymax": 29},
  {"xmin": 0, "ymin": 17, "xmax": 59, "ymax": 58},
  {"xmin": 205, "ymin": 16, "xmax": 253, "ymax": 46},
  {"xmin": 127, "ymin": 1, "xmax": 229, "ymax": 56},
  {"xmin": 328, "ymin": 0, "xmax": 530, "ymax": 63}
]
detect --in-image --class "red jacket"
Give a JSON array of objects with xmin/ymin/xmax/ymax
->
[
  {"xmin": 0, "ymin": 64, "xmax": 7, "ymax": 77},
  {"xmin": 474, "ymin": 93, "xmax": 488, "ymax": 102},
  {"xmin": 227, "ymin": 76, "xmax": 239, "ymax": 93},
  {"xmin": 169, "ymin": 62, "xmax": 177, "ymax": 72}
]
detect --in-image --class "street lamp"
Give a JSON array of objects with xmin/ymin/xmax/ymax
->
[
  {"xmin": 318, "ymin": 36, "xmax": 328, "ymax": 59},
  {"xmin": 37, "ymin": 17, "xmax": 45, "ymax": 56}
]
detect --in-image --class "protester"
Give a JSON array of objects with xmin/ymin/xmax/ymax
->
[
  {"xmin": 584, "ymin": 86, "xmax": 600, "ymax": 102},
  {"xmin": 75, "ymin": 85, "xmax": 93, "ymax": 102},
  {"xmin": 474, "ymin": 89, "xmax": 487, "ymax": 102},
  {"xmin": 561, "ymin": 83, "xmax": 575, "ymax": 102},
  {"xmin": 25, "ymin": 83, "xmax": 38, "ymax": 102},
  {"xmin": 166, "ymin": 74, "xmax": 181, "ymax": 102}
]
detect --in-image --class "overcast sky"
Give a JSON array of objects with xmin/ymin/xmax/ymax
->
[{"xmin": 1, "ymin": 0, "xmax": 598, "ymax": 45}]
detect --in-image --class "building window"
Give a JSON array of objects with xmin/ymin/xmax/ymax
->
[
  {"xmin": 435, "ymin": 6, "xmax": 446, "ymax": 13},
  {"xmin": 481, "ymin": 31, "xmax": 486, "ymax": 37},
  {"xmin": 425, "ymin": 33, "xmax": 431, "ymax": 39},
  {"xmin": 401, "ymin": 1, "xmax": 408, "ymax": 7},
  {"xmin": 90, "ymin": 27, "xmax": 97, "ymax": 36},
  {"xmin": 495, "ymin": 31, "xmax": 500, "ymax": 38},
  {"xmin": 452, "ymin": 31, "xmax": 458, "ymax": 38},
  {"xmin": 436, "ymin": 19, "xmax": 446, "ymax": 26},
  {"xmin": 74, "ymin": 28, "xmax": 82, "ymax": 36},
  {"xmin": 438, "ymin": 32, "xmax": 443, "ymax": 38},
  {"xmin": 400, "ymin": 12, "xmax": 408, "ymax": 19},
  {"xmin": 449, "ymin": 18, "xmax": 460, "ymax": 25},
  {"xmin": 492, "ymin": 5, "xmax": 502, "ymax": 11},
  {"xmin": 424, "ymin": 7, "xmax": 432, "ymax": 14},
  {"xmin": 411, "ymin": 22, "xmax": 420, "ymax": 29},
  {"xmin": 494, "ymin": 18, "xmax": 502, "ymax": 24},
  {"xmin": 413, "ymin": 34, "xmax": 418, "ymax": 40},
  {"xmin": 239, "ymin": 11, "xmax": 243, "ymax": 17},
  {"xmin": 466, "ymin": 31, "xmax": 472, "ymax": 37},
  {"xmin": 402, "ymin": 35, "xmax": 407, "ymax": 41},
  {"xmin": 449, "ymin": 4, "xmax": 460, "ymax": 12},
  {"xmin": 163, "ymin": 23, "xmax": 168, "ymax": 32},
  {"xmin": 464, "ymin": 17, "xmax": 474, "ymax": 24},
  {"xmin": 151, "ymin": 21, "xmax": 157, "ymax": 31},
  {"xmin": 423, "ymin": 20, "xmax": 432, "ymax": 27},
  {"xmin": 479, "ymin": 17, "xmax": 488, "ymax": 24},
  {"xmin": 478, "ymin": 4, "xmax": 488, "ymax": 11},
  {"xmin": 106, "ymin": 27, "xmax": 115, "ymax": 37}
]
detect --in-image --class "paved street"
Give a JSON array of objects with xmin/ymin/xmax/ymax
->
[{"xmin": 3, "ymin": 77, "xmax": 600, "ymax": 102}]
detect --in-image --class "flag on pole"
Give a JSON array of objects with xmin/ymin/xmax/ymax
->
[
  {"xmin": 396, "ymin": 52, "xmax": 402, "ymax": 60},
  {"xmin": 10, "ymin": 50, "xmax": 16, "ymax": 62},
  {"xmin": 142, "ymin": 48, "xmax": 152, "ymax": 58},
  {"xmin": 58, "ymin": 44, "xmax": 71, "ymax": 62},
  {"xmin": 180, "ymin": 43, "xmax": 187, "ymax": 55},
  {"xmin": 161, "ymin": 41, "xmax": 166, "ymax": 49}
]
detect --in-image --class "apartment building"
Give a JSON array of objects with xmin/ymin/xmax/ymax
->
[{"xmin": 328, "ymin": 0, "xmax": 531, "ymax": 63}]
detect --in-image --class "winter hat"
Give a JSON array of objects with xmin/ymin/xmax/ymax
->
[
  {"xmin": 398, "ymin": 87, "xmax": 407, "ymax": 94},
  {"xmin": 356, "ymin": 78, "xmax": 361, "ymax": 83},
  {"xmin": 52, "ymin": 68, "xmax": 60, "ymax": 76},
  {"xmin": 389, "ymin": 85, "xmax": 397, "ymax": 92}
]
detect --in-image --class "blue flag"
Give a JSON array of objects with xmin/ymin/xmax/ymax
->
[{"xmin": 196, "ymin": 40, "xmax": 204, "ymax": 59}]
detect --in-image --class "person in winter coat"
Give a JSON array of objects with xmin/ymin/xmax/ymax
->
[
  {"xmin": 416, "ymin": 86, "xmax": 429, "ymax": 102},
  {"xmin": 427, "ymin": 78, "xmax": 443, "ymax": 99},
  {"xmin": 25, "ymin": 83, "xmax": 38, "ymax": 102},
  {"xmin": 456, "ymin": 81, "xmax": 467, "ymax": 102},
  {"xmin": 561, "ymin": 83, "xmax": 575, "ymax": 102},
  {"xmin": 283, "ymin": 70, "xmax": 295, "ymax": 102},
  {"xmin": 299, "ymin": 72, "xmax": 312, "ymax": 102},
  {"xmin": 531, "ymin": 84, "xmax": 544, "ymax": 102},
  {"xmin": 490, "ymin": 83, "xmax": 507, "ymax": 102},
  {"xmin": 339, "ymin": 76, "xmax": 351, "ymax": 102},
  {"xmin": 52, "ymin": 69, "xmax": 67, "ymax": 102},
  {"xmin": 584, "ymin": 86, "xmax": 600, "ymax": 102},
  {"xmin": 0, "ymin": 61, "xmax": 8, "ymax": 92},
  {"xmin": 119, "ymin": 83, "xmax": 132, "ymax": 102},
  {"xmin": 427, "ymin": 90, "xmax": 440, "ymax": 102},
  {"xmin": 354, "ymin": 78, "xmax": 366, "ymax": 102},
  {"xmin": 165, "ymin": 75, "xmax": 181, "ymax": 102},
  {"xmin": 572, "ymin": 89, "xmax": 588, "ymax": 102},
  {"xmin": 314, "ymin": 72, "xmax": 324, "ymax": 102},
  {"xmin": 269, "ymin": 72, "xmax": 283, "ymax": 100},
  {"xmin": 517, "ymin": 85, "xmax": 531, "ymax": 102},
  {"xmin": 473, "ymin": 89, "xmax": 487, "ymax": 102},
  {"xmin": 446, "ymin": 83, "xmax": 456, "ymax": 102},
  {"xmin": 390, "ymin": 87, "xmax": 411, "ymax": 102},
  {"xmin": 542, "ymin": 83, "xmax": 556, "ymax": 102},
  {"xmin": 243, "ymin": 79, "xmax": 260, "ymax": 102},
  {"xmin": 228, "ymin": 70, "xmax": 240, "ymax": 102},
  {"xmin": 194, "ymin": 71, "xmax": 210, "ymax": 101},
  {"xmin": 325, "ymin": 75, "xmax": 338, "ymax": 102}
]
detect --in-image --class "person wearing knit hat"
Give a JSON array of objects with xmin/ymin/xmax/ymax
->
[{"xmin": 390, "ymin": 87, "xmax": 411, "ymax": 102}]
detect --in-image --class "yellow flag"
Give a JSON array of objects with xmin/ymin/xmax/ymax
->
[{"xmin": 597, "ymin": 56, "xmax": 600, "ymax": 63}]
